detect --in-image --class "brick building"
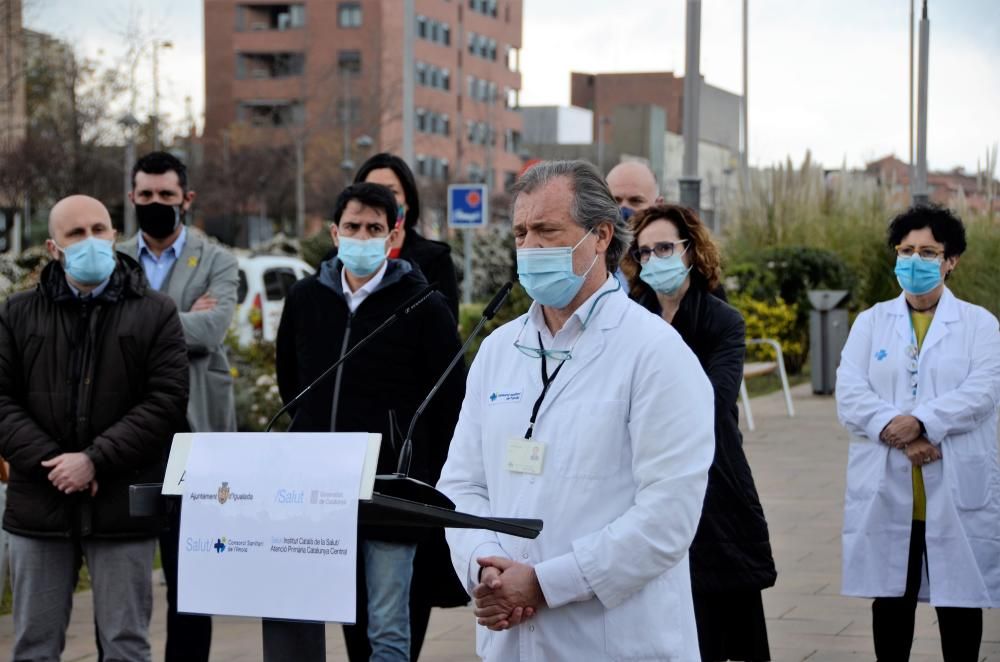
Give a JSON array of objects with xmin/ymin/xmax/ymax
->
[
  {"xmin": 866, "ymin": 154, "xmax": 1000, "ymax": 214},
  {"xmin": 203, "ymin": 0, "xmax": 524, "ymax": 209},
  {"xmin": 0, "ymin": 0, "xmax": 26, "ymax": 147},
  {"xmin": 570, "ymin": 71, "xmax": 740, "ymax": 155}
]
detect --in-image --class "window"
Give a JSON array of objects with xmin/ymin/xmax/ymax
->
[
  {"xmin": 337, "ymin": 98, "xmax": 361, "ymax": 124},
  {"xmin": 506, "ymin": 45, "xmax": 519, "ymax": 72},
  {"xmin": 505, "ymin": 86, "xmax": 518, "ymax": 109},
  {"xmin": 505, "ymin": 129, "xmax": 521, "ymax": 154},
  {"xmin": 416, "ymin": 155, "xmax": 428, "ymax": 177},
  {"xmin": 338, "ymin": 50, "xmax": 361, "ymax": 76},
  {"xmin": 338, "ymin": 2, "xmax": 362, "ymax": 28},
  {"xmin": 416, "ymin": 111, "xmax": 450, "ymax": 136},
  {"xmin": 238, "ymin": 101, "xmax": 304, "ymax": 127},
  {"xmin": 237, "ymin": 4, "xmax": 306, "ymax": 31},
  {"xmin": 468, "ymin": 0, "xmax": 497, "ymax": 18},
  {"xmin": 263, "ymin": 268, "xmax": 297, "ymax": 301},
  {"xmin": 418, "ymin": 17, "xmax": 451, "ymax": 47},
  {"xmin": 237, "ymin": 270, "xmax": 248, "ymax": 303},
  {"xmin": 237, "ymin": 53, "xmax": 305, "ymax": 80},
  {"xmin": 416, "ymin": 62, "xmax": 449, "ymax": 91}
]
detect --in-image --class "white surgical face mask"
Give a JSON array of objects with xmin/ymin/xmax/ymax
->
[
  {"xmin": 338, "ymin": 236, "xmax": 390, "ymax": 277},
  {"xmin": 516, "ymin": 230, "xmax": 598, "ymax": 308}
]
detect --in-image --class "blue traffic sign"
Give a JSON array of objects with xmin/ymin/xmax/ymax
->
[{"xmin": 447, "ymin": 184, "xmax": 489, "ymax": 228}]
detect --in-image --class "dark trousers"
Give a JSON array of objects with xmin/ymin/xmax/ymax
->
[
  {"xmin": 342, "ymin": 550, "xmax": 433, "ymax": 662},
  {"xmin": 871, "ymin": 520, "xmax": 983, "ymax": 662},
  {"xmin": 160, "ymin": 501, "xmax": 213, "ymax": 662}
]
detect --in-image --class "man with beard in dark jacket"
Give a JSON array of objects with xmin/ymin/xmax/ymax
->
[
  {"xmin": 276, "ymin": 183, "xmax": 465, "ymax": 662},
  {"xmin": 0, "ymin": 195, "xmax": 189, "ymax": 661}
]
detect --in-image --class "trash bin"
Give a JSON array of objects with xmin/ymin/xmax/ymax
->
[{"xmin": 808, "ymin": 290, "xmax": 850, "ymax": 395}]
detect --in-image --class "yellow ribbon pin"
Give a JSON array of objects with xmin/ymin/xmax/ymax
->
[{"xmin": 187, "ymin": 256, "xmax": 198, "ymax": 268}]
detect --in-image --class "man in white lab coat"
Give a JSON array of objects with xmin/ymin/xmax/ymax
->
[{"xmin": 437, "ymin": 160, "xmax": 716, "ymax": 661}]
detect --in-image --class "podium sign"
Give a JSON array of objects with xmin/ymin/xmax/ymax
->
[{"xmin": 177, "ymin": 432, "xmax": 368, "ymax": 622}]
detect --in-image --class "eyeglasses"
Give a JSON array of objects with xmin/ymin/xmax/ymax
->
[
  {"xmin": 513, "ymin": 322, "xmax": 575, "ymax": 360},
  {"xmin": 510, "ymin": 280, "xmax": 622, "ymax": 360},
  {"xmin": 896, "ymin": 245, "xmax": 944, "ymax": 262},
  {"xmin": 630, "ymin": 240, "xmax": 688, "ymax": 263}
]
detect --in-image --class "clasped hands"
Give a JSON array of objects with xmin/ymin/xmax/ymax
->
[
  {"xmin": 41, "ymin": 452, "xmax": 98, "ymax": 495},
  {"xmin": 880, "ymin": 415, "xmax": 940, "ymax": 467},
  {"xmin": 473, "ymin": 556, "xmax": 546, "ymax": 631}
]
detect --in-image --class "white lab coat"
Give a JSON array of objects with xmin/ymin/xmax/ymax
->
[
  {"xmin": 438, "ymin": 279, "xmax": 715, "ymax": 661},
  {"xmin": 836, "ymin": 287, "xmax": 1000, "ymax": 607}
]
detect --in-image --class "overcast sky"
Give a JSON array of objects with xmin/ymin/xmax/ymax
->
[{"xmin": 23, "ymin": 0, "xmax": 1000, "ymax": 173}]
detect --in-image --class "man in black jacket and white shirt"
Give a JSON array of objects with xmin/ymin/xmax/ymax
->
[{"xmin": 276, "ymin": 183, "xmax": 465, "ymax": 662}]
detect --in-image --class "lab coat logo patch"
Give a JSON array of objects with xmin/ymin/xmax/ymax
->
[
  {"xmin": 488, "ymin": 390, "xmax": 523, "ymax": 405},
  {"xmin": 875, "ymin": 349, "xmax": 887, "ymax": 361}
]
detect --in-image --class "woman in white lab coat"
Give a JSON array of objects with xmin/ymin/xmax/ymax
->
[{"xmin": 836, "ymin": 205, "xmax": 1000, "ymax": 662}]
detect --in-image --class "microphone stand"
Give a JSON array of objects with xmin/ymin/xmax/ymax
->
[
  {"xmin": 264, "ymin": 284, "xmax": 436, "ymax": 433},
  {"xmin": 373, "ymin": 281, "xmax": 514, "ymax": 509}
]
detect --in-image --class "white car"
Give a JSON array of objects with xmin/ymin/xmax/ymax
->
[{"xmin": 233, "ymin": 255, "xmax": 315, "ymax": 346}]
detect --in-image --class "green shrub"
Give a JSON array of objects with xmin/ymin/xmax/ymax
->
[
  {"xmin": 225, "ymin": 336, "xmax": 285, "ymax": 432},
  {"xmin": 730, "ymin": 292, "xmax": 806, "ymax": 371},
  {"xmin": 450, "ymin": 225, "xmax": 516, "ymax": 302},
  {"xmin": 300, "ymin": 229, "xmax": 334, "ymax": 270},
  {"xmin": 459, "ymin": 283, "xmax": 532, "ymax": 365}
]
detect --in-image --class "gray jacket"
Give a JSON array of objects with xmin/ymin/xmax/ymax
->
[{"xmin": 120, "ymin": 228, "xmax": 238, "ymax": 433}]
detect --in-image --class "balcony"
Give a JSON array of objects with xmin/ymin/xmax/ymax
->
[
  {"xmin": 236, "ymin": 4, "xmax": 305, "ymax": 32},
  {"xmin": 236, "ymin": 52, "xmax": 305, "ymax": 80},
  {"xmin": 236, "ymin": 100, "xmax": 304, "ymax": 128}
]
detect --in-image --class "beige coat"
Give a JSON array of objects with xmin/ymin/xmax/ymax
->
[{"xmin": 120, "ymin": 229, "xmax": 239, "ymax": 433}]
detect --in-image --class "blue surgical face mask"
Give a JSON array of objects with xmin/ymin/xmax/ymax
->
[
  {"xmin": 639, "ymin": 254, "xmax": 691, "ymax": 295},
  {"xmin": 56, "ymin": 236, "xmax": 116, "ymax": 285},
  {"xmin": 894, "ymin": 254, "xmax": 942, "ymax": 295},
  {"xmin": 516, "ymin": 230, "xmax": 599, "ymax": 309},
  {"xmin": 338, "ymin": 236, "xmax": 389, "ymax": 277}
]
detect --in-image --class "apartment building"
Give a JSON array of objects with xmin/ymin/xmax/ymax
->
[{"xmin": 203, "ymin": 0, "xmax": 524, "ymax": 196}]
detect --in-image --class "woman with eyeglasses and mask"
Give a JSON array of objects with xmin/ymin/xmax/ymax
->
[
  {"xmin": 621, "ymin": 204, "xmax": 776, "ymax": 662},
  {"xmin": 836, "ymin": 206, "xmax": 1000, "ymax": 662}
]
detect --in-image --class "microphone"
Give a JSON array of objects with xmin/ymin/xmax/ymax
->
[
  {"xmin": 375, "ymin": 281, "xmax": 514, "ymax": 509},
  {"xmin": 264, "ymin": 283, "xmax": 437, "ymax": 433}
]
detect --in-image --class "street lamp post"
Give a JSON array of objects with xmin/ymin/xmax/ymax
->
[
  {"xmin": 152, "ymin": 40, "xmax": 173, "ymax": 152},
  {"xmin": 119, "ymin": 113, "xmax": 141, "ymax": 236},
  {"xmin": 912, "ymin": 0, "xmax": 930, "ymax": 206},
  {"xmin": 680, "ymin": 0, "xmax": 702, "ymax": 214},
  {"xmin": 401, "ymin": 0, "xmax": 415, "ymax": 168}
]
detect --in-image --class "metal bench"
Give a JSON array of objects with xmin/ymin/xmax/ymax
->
[{"xmin": 740, "ymin": 338, "xmax": 795, "ymax": 431}]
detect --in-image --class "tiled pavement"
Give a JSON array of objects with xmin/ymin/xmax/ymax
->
[{"xmin": 2, "ymin": 384, "xmax": 998, "ymax": 660}]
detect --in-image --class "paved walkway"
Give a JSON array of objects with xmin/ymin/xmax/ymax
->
[{"xmin": 2, "ymin": 384, "xmax": 998, "ymax": 660}]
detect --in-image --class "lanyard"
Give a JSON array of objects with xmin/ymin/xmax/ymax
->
[{"xmin": 524, "ymin": 332, "xmax": 566, "ymax": 440}]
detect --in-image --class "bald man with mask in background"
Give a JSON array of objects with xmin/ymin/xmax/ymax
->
[
  {"xmin": 0, "ymin": 195, "xmax": 188, "ymax": 661},
  {"xmin": 606, "ymin": 161, "xmax": 664, "ymax": 215}
]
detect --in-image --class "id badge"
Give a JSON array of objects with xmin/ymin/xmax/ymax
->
[{"xmin": 506, "ymin": 438, "xmax": 545, "ymax": 475}]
